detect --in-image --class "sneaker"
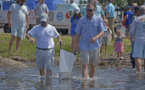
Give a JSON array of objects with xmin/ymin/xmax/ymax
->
[
  {"xmin": 136, "ymin": 71, "xmax": 141, "ymax": 74},
  {"xmin": 120, "ymin": 57, "xmax": 124, "ymax": 60}
]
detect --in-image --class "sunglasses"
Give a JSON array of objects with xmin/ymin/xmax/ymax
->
[
  {"xmin": 41, "ymin": 21, "xmax": 47, "ymax": 23},
  {"xmin": 86, "ymin": 9, "xmax": 94, "ymax": 12},
  {"xmin": 21, "ymin": 0, "xmax": 26, "ymax": 2}
]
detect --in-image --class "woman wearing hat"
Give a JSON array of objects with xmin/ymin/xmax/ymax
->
[{"xmin": 70, "ymin": 8, "xmax": 82, "ymax": 52}]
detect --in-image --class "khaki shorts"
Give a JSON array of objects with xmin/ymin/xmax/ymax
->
[
  {"xmin": 36, "ymin": 48, "xmax": 54, "ymax": 70},
  {"xmin": 80, "ymin": 49, "xmax": 100, "ymax": 65},
  {"xmin": 11, "ymin": 24, "xmax": 25, "ymax": 40}
]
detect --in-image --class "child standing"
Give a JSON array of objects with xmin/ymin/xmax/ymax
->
[
  {"xmin": 100, "ymin": 19, "xmax": 111, "ymax": 54},
  {"xmin": 70, "ymin": 8, "xmax": 82, "ymax": 52},
  {"xmin": 114, "ymin": 30, "xmax": 125, "ymax": 60}
]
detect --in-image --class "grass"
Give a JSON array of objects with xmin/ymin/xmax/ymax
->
[{"xmin": 0, "ymin": 33, "xmax": 132, "ymax": 61}]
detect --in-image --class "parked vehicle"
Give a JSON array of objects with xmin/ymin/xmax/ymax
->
[{"xmin": 0, "ymin": 0, "xmax": 70, "ymax": 34}]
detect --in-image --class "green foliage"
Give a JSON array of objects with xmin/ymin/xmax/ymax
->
[
  {"xmin": 98, "ymin": 0, "xmax": 144, "ymax": 7},
  {"xmin": 0, "ymin": 33, "xmax": 131, "ymax": 60}
]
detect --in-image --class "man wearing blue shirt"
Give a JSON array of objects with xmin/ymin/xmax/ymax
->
[
  {"xmin": 74, "ymin": 3, "xmax": 107, "ymax": 78},
  {"xmin": 129, "ymin": 5, "xmax": 145, "ymax": 73},
  {"xmin": 106, "ymin": 0, "xmax": 115, "ymax": 40},
  {"xmin": 81, "ymin": 0, "xmax": 105, "ymax": 19}
]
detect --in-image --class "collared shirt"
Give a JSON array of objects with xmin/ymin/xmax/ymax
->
[
  {"xmin": 81, "ymin": 5, "xmax": 104, "ymax": 17},
  {"xmin": 9, "ymin": 3, "xmax": 28, "ymax": 26},
  {"xmin": 69, "ymin": 2, "xmax": 79, "ymax": 15},
  {"xmin": 75, "ymin": 14, "xmax": 107, "ymax": 50},
  {"xmin": 35, "ymin": 2, "xmax": 49, "ymax": 18},
  {"xmin": 129, "ymin": 14, "xmax": 145, "ymax": 44},
  {"xmin": 106, "ymin": 3, "xmax": 115, "ymax": 17},
  {"xmin": 29, "ymin": 24, "xmax": 59, "ymax": 49}
]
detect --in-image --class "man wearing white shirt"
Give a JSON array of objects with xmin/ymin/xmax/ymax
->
[
  {"xmin": 7, "ymin": 0, "xmax": 29, "ymax": 53},
  {"xmin": 26, "ymin": 13, "xmax": 62, "ymax": 78}
]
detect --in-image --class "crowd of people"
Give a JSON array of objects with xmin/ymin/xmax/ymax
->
[{"xmin": 6, "ymin": 0, "xmax": 145, "ymax": 79}]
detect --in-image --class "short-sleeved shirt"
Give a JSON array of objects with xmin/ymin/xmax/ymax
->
[
  {"xmin": 29, "ymin": 24, "xmax": 59, "ymax": 49},
  {"xmin": 0, "ymin": 0, "xmax": 3, "ymax": 5},
  {"xmin": 35, "ymin": 2, "xmax": 49, "ymax": 18},
  {"xmin": 125, "ymin": 11, "xmax": 134, "ymax": 26},
  {"xmin": 70, "ymin": 16, "xmax": 79, "ymax": 34},
  {"xmin": 69, "ymin": 2, "xmax": 79, "ymax": 15},
  {"xmin": 81, "ymin": 5, "xmax": 104, "ymax": 17},
  {"xmin": 106, "ymin": 3, "xmax": 115, "ymax": 17},
  {"xmin": 129, "ymin": 14, "xmax": 145, "ymax": 44},
  {"xmin": 75, "ymin": 14, "xmax": 107, "ymax": 50},
  {"xmin": 9, "ymin": 3, "xmax": 28, "ymax": 26}
]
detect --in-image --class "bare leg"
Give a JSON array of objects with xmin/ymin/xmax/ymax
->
[
  {"xmin": 16, "ymin": 37, "xmax": 21, "ymax": 51},
  {"xmin": 144, "ymin": 59, "xmax": 145, "ymax": 72},
  {"xmin": 100, "ymin": 44, "xmax": 104, "ymax": 53},
  {"xmin": 117, "ymin": 52, "xmax": 119, "ymax": 60},
  {"xmin": 82, "ymin": 64, "xmax": 88, "ymax": 78},
  {"xmin": 135, "ymin": 57, "xmax": 142, "ymax": 73},
  {"xmin": 120, "ymin": 52, "xmax": 123, "ymax": 57},
  {"xmin": 72, "ymin": 36, "xmax": 75, "ymax": 52},
  {"xmin": 39, "ymin": 68, "xmax": 46, "ymax": 76},
  {"xmin": 89, "ymin": 64, "xmax": 96, "ymax": 78},
  {"xmin": 9, "ymin": 36, "xmax": 16, "ymax": 51},
  {"xmin": 46, "ymin": 70, "xmax": 52, "ymax": 77},
  {"xmin": 105, "ymin": 45, "xmax": 107, "ymax": 53},
  {"xmin": 82, "ymin": 80, "xmax": 88, "ymax": 89}
]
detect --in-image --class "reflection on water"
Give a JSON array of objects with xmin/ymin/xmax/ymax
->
[{"xmin": 0, "ymin": 65, "xmax": 145, "ymax": 90}]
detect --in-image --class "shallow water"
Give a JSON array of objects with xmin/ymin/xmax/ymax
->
[{"xmin": 0, "ymin": 65, "xmax": 145, "ymax": 90}]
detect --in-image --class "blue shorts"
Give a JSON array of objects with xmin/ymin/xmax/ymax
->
[
  {"xmin": 11, "ymin": 24, "xmax": 25, "ymax": 39},
  {"xmin": 133, "ymin": 43, "xmax": 145, "ymax": 58},
  {"xmin": 36, "ymin": 48, "xmax": 54, "ymax": 70}
]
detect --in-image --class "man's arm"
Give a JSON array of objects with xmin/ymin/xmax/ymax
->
[
  {"xmin": 26, "ymin": 34, "xmax": 35, "ymax": 43},
  {"xmin": 7, "ymin": 11, "xmax": 12, "ymax": 27},
  {"xmin": 106, "ymin": 12, "xmax": 110, "ymax": 18},
  {"xmin": 26, "ymin": 15, "xmax": 29, "ymax": 29},
  {"xmin": 90, "ymin": 31, "xmax": 104, "ymax": 44},
  {"xmin": 34, "ymin": 9, "xmax": 39, "ymax": 19},
  {"xmin": 57, "ymin": 35, "xmax": 63, "ymax": 45},
  {"xmin": 102, "ymin": 15, "xmax": 105, "ymax": 19},
  {"xmin": 101, "ymin": 7, "xmax": 105, "ymax": 19},
  {"xmin": 106, "ymin": 6, "xmax": 111, "ymax": 18},
  {"xmin": 74, "ymin": 34, "xmax": 81, "ymax": 51},
  {"xmin": 129, "ymin": 20, "xmax": 136, "ymax": 40}
]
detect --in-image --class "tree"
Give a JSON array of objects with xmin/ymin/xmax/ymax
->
[{"xmin": 98, "ymin": 0, "xmax": 145, "ymax": 7}]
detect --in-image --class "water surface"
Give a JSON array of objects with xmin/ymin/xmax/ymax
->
[{"xmin": 0, "ymin": 64, "xmax": 145, "ymax": 90}]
